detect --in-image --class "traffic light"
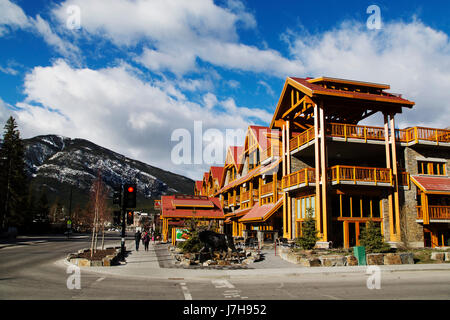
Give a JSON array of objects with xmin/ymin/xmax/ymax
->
[
  {"xmin": 113, "ymin": 187, "xmax": 121, "ymax": 205},
  {"xmin": 113, "ymin": 210, "xmax": 121, "ymax": 225},
  {"xmin": 126, "ymin": 211, "xmax": 134, "ymax": 225},
  {"xmin": 123, "ymin": 183, "xmax": 136, "ymax": 208}
]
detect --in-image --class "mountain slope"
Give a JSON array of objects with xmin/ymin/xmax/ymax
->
[{"xmin": 23, "ymin": 135, "xmax": 194, "ymax": 211}]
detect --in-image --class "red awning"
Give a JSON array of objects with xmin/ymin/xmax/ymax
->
[
  {"xmin": 410, "ymin": 175, "xmax": 450, "ymax": 194},
  {"xmin": 239, "ymin": 198, "xmax": 283, "ymax": 222}
]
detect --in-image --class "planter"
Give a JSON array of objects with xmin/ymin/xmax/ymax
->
[
  {"xmin": 67, "ymin": 247, "xmax": 120, "ymax": 267},
  {"xmin": 345, "ymin": 255, "xmax": 358, "ymax": 266},
  {"xmin": 367, "ymin": 253, "xmax": 384, "ymax": 265},
  {"xmin": 319, "ymin": 255, "xmax": 346, "ymax": 267}
]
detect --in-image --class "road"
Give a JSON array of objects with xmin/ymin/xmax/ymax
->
[{"xmin": 0, "ymin": 234, "xmax": 449, "ymax": 300}]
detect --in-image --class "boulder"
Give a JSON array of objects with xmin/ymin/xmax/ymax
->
[
  {"xmin": 242, "ymin": 258, "xmax": 255, "ymax": 265},
  {"xmin": 78, "ymin": 259, "xmax": 91, "ymax": 267},
  {"xmin": 431, "ymin": 252, "xmax": 445, "ymax": 262},
  {"xmin": 217, "ymin": 260, "xmax": 231, "ymax": 266},
  {"xmin": 445, "ymin": 252, "xmax": 450, "ymax": 262},
  {"xmin": 367, "ymin": 253, "xmax": 384, "ymax": 265},
  {"xmin": 180, "ymin": 259, "xmax": 191, "ymax": 267},
  {"xmin": 91, "ymin": 260, "xmax": 103, "ymax": 267},
  {"xmin": 319, "ymin": 255, "xmax": 346, "ymax": 267},
  {"xmin": 346, "ymin": 255, "xmax": 358, "ymax": 266},
  {"xmin": 399, "ymin": 252, "xmax": 414, "ymax": 264},
  {"xmin": 383, "ymin": 253, "xmax": 402, "ymax": 265},
  {"xmin": 300, "ymin": 257, "xmax": 321, "ymax": 267}
]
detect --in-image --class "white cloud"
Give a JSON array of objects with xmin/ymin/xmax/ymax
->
[
  {"xmin": 12, "ymin": 60, "xmax": 269, "ymax": 179},
  {"xmin": 0, "ymin": 0, "xmax": 30, "ymax": 36},
  {"xmin": 52, "ymin": 0, "xmax": 303, "ymax": 77},
  {"xmin": 283, "ymin": 20, "xmax": 450, "ymax": 128}
]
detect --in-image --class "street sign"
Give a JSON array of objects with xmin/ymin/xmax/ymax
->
[{"xmin": 154, "ymin": 200, "xmax": 161, "ymax": 210}]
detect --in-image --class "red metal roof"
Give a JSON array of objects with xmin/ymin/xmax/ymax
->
[
  {"xmin": 172, "ymin": 198, "xmax": 214, "ymax": 207},
  {"xmin": 161, "ymin": 195, "xmax": 224, "ymax": 219},
  {"xmin": 411, "ymin": 175, "xmax": 450, "ymax": 194},
  {"xmin": 230, "ymin": 146, "xmax": 244, "ymax": 166},
  {"xmin": 290, "ymin": 77, "xmax": 415, "ymax": 106},
  {"xmin": 195, "ymin": 180, "xmax": 202, "ymax": 191},
  {"xmin": 239, "ymin": 198, "xmax": 283, "ymax": 222},
  {"xmin": 210, "ymin": 166, "xmax": 224, "ymax": 183}
]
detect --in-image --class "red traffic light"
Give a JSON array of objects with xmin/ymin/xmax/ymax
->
[{"xmin": 127, "ymin": 186, "xmax": 134, "ymax": 193}]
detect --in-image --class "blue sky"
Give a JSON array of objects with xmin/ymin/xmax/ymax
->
[{"xmin": 1, "ymin": 0, "xmax": 450, "ymax": 179}]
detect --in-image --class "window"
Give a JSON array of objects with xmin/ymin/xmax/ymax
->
[
  {"xmin": 295, "ymin": 195, "xmax": 315, "ymax": 220},
  {"xmin": 418, "ymin": 161, "xmax": 445, "ymax": 175}
]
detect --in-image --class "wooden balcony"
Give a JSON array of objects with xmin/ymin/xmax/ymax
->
[
  {"xmin": 288, "ymin": 123, "xmax": 450, "ymax": 152},
  {"xmin": 289, "ymin": 127, "xmax": 315, "ymax": 151},
  {"xmin": 397, "ymin": 127, "xmax": 450, "ymax": 145},
  {"xmin": 282, "ymin": 168, "xmax": 316, "ymax": 191},
  {"xmin": 240, "ymin": 190, "xmax": 251, "ymax": 203},
  {"xmin": 329, "ymin": 165, "xmax": 392, "ymax": 186},
  {"xmin": 417, "ymin": 206, "xmax": 450, "ymax": 221},
  {"xmin": 398, "ymin": 171, "xmax": 410, "ymax": 188},
  {"xmin": 261, "ymin": 144, "xmax": 281, "ymax": 163}
]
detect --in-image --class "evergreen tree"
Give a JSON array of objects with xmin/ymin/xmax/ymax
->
[
  {"xmin": 359, "ymin": 219, "xmax": 391, "ymax": 253},
  {"xmin": 296, "ymin": 208, "xmax": 319, "ymax": 250},
  {"xmin": 0, "ymin": 117, "xmax": 28, "ymax": 230}
]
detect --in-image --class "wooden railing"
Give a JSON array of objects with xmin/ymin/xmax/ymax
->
[
  {"xmin": 288, "ymin": 123, "xmax": 449, "ymax": 151},
  {"xmin": 397, "ymin": 127, "xmax": 450, "ymax": 144},
  {"xmin": 260, "ymin": 144, "xmax": 281, "ymax": 163},
  {"xmin": 328, "ymin": 123, "xmax": 386, "ymax": 141},
  {"xmin": 260, "ymin": 181, "xmax": 274, "ymax": 196},
  {"xmin": 289, "ymin": 127, "xmax": 315, "ymax": 151},
  {"xmin": 329, "ymin": 165, "xmax": 392, "ymax": 185},
  {"xmin": 282, "ymin": 168, "xmax": 316, "ymax": 189},
  {"xmin": 240, "ymin": 190, "xmax": 251, "ymax": 202},
  {"xmin": 417, "ymin": 206, "xmax": 450, "ymax": 220}
]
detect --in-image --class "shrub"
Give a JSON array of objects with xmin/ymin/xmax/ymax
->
[
  {"xmin": 176, "ymin": 218, "xmax": 207, "ymax": 253},
  {"xmin": 359, "ymin": 220, "xmax": 391, "ymax": 253},
  {"xmin": 295, "ymin": 208, "xmax": 318, "ymax": 250}
]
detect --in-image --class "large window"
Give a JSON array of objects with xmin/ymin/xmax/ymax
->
[
  {"xmin": 338, "ymin": 195, "xmax": 382, "ymax": 218},
  {"xmin": 418, "ymin": 161, "xmax": 446, "ymax": 175},
  {"xmin": 295, "ymin": 195, "xmax": 316, "ymax": 220}
]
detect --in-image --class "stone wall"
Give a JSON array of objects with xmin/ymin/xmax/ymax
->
[
  {"xmin": 290, "ymin": 156, "xmax": 312, "ymax": 173},
  {"xmin": 400, "ymin": 146, "xmax": 450, "ymax": 247}
]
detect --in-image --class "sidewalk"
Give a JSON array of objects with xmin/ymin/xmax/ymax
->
[{"xmin": 63, "ymin": 241, "xmax": 450, "ymax": 280}]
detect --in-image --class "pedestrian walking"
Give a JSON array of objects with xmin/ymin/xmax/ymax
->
[
  {"xmin": 143, "ymin": 231, "xmax": 150, "ymax": 251},
  {"xmin": 135, "ymin": 229, "xmax": 141, "ymax": 251}
]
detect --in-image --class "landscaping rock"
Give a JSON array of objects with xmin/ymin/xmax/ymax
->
[
  {"xmin": 91, "ymin": 260, "xmax": 103, "ymax": 267},
  {"xmin": 399, "ymin": 252, "xmax": 414, "ymax": 264},
  {"xmin": 174, "ymin": 247, "xmax": 183, "ymax": 254},
  {"xmin": 445, "ymin": 252, "xmax": 450, "ymax": 262},
  {"xmin": 319, "ymin": 255, "xmax": 346, "ymax": 267},
  {"xmin": 383, "ymin": 253, "xmax": 402, "ymax": 265},
  {"xmin": 431, "ymin": 252, "xmax": 445, "ymax": 262},
  {"xmin": 345, "ymin": 255, "xmax": 358, "ymax": 266},
  {"xmin": 367, "ymin": 253, "xmax": 384, "ymax": 265},
  {"xmin": 242, "ymin": 258, "xmax": 255, "ymax": 265},
  {"xmin": 180, "ymin": 259, "xmax": 191, "ymax": 267},
  {"xmin": 78, "ymin": 259, "xmax": 91, "ymax": 267},
  {"xmin": 300, "ymin": 257, "xmax": 321, "ymax": 267}
]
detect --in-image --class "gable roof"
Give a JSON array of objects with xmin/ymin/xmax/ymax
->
[{"xmin": 410, "ymin": 175, "xmax": 450, "ymax": 194}]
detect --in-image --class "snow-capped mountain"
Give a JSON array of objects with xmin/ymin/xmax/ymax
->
[{"xmin": 23, "ymin": 134, "xmax": 194, "ymax": 210}]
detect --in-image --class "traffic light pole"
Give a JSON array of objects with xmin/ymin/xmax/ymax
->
[{"xmin": 120, "ymin": 205, "xmax": 126, "ymax": 261}]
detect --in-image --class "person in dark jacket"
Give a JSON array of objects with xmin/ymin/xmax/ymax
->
[
  {"xmin": 143, "ymin": 231, "xmax": 150, "ymax": 251},
  {"xmin": 135, "ymin": 230, "xmax": 141, "ymax": 251}
]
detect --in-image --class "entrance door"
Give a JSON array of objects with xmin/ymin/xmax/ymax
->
[{"xmin": 344, "ymin": 221, "xmax": 362, "ymax": 248}]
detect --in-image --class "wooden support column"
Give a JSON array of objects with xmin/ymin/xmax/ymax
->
[
  {"xmin": 282, "ymin": 124, "xmax": 288, "ymax": 238},
  {"xmin": 384, "ymin": 113, "xmax": 395, "ymax": 242},
  {"xmin": 314, "ymin": 104, "xmax": 322, "ymax": 236},
  {"xmin": 390, "ymin": 114, "xmax": 401, "ymax": 241},
  {"xmin": 319, "ymin": 102, "xmax": 328, "ymax": 242},
  {"xmin": 286, "ymin": 120, "xmax": 292, "ymax": 239},
  {"xmin": 249, "ymin": 180, "xmax": 254, "ymax": 207}
]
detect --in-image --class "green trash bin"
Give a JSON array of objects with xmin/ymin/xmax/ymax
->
[{"xmin": 353, "ymin": 246, "xmax": 366, "ymax": 265}]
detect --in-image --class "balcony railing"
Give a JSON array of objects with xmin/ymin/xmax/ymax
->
[
  {"xmin": 417, "ymin": 206, "xmax": 450, "ymax": 220},
  {"xmin": 398, "ymin": 171, "xmax": 410, "ymax": 188},
  {"xmin": 260, "ymin": 181, "xmax": 274, "ymax": 196},
  {"xmin": 329, "ymin": 165, "xmax": 392, "ymax": 185},
  {"xmin": 288, "ymin": 123, "xmax": 450, "ymax": 151},
  {"xmin": 289, "ymin": 127, "xmax": 315, "ymax": 151},
  {"xmin": 261, "ymin": 144, "xmax": 281, "ymax": 163},
  {"xmin": 240, "ymin": 190, "xmax": 251, "ymax": 203},
  {"xmin": 282, "ymin": 168, "xmax": 316, "ymax": 189},
  {"xmin": 328, "ymin": 123, "xmax": 386, "ymax": 141}
]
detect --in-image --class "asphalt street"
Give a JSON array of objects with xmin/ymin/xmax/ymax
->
[{"xmin": 0, "ymin": 234, "xmax": 449, "ymax": 300}]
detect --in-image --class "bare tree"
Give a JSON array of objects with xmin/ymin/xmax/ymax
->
[{"xmin": 88, "ymin": 171, "xmax": 109, "ymax": 257}]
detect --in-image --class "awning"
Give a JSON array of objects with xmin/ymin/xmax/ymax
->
[
  {"xmin": 410, "ymin": 175, "xmax": 450, "ymax": 194},
  {"xmin": 239, "ymin": 198, "xmax": 283, "ymax": 223}
]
